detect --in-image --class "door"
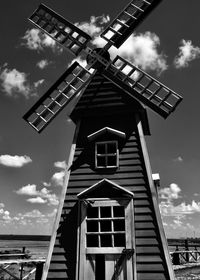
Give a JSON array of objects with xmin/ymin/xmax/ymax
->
[{"xmin": 78, "ymin": 199, "xmax": 135, "ymax": 280}]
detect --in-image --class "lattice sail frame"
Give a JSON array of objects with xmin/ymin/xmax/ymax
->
[
  {"xmin": 23, "ymin": 0, "xmax": 183, "ymax": 133},
  {"xmin": 102, "ymin": 56, "xmax": 182, "ymax": 118},
  {"xmin": 101, "ymin": 0, "xmax": 162, "ymax": 48},
  {"xmin": 29, "ymin": 4, "xmax": 91, "ymax": 56},
  {"xmin": 23, "ymin": 63, "xmax": 94, "ymax": 132}
]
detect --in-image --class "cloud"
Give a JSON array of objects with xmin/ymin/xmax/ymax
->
[
  {"xmin": 0, "ymin": 155, "xmax": 32, "ymax": 168},
  {"xmin": 76, "ymin": 15, "xmax": 167, "ymax": 75},
  {"xmin": 159, "ymin": 183, "xmax": 200, "ymax": 221},
  {"xmin": 159, "ymin": 183, "xmax": 181, "ymax": 202},
  {"xmin": 36, "ymin": 59, "xmax": 51, "ymax": 69},
  {"xmin": 34, "ymin": 79, "xmax": 45, "ymax": 88},
  {"xmin": 51, "ymin": 160, "xmax": 67, "ymax": 187},
  {"xmin": 23, "ymin": 209, "xmax": 45, "ymax": 218},
  {"xmin": 43, "ymin": 181, "xmax": 51, "ymax": 188},
  {"xmin": 0, "ymin": 65, "xmax": 44, "ymax": 98},
  {"xmin": 160, "ymin": 200, "xmax": 200, "ymax": 217},
  {"xmin": 54, "ymin": 161, "xmax": 67, "ymax": 169},
  {"xmin": 16, "ymin": 184, "xmax": 37, "ymax": 196},
  {"xmin": 174, "ymin": 39, "xmax": 200, "ymax": 69},
  {"xmin": 0, "ymin": 67, "xmax": 32, "ymax": 98},
  {"xmin": 51, "ymin": 171, "xmax": 65, "ymax": 187},
  {"xmin": 16, "ymin": 184, "xmax": 59, "ymax": 206},
  {"xmin": 98, "ymin": 32, "xmax": 167, "ymax": 74},
  {"xmin": 22, "ymin": 28, "xmax": 62, "ymax": 53},
  {"xmin": 173, "ymin": 156, "xmax": 183, "ymax": 163},
  {"xmin": 75, "ymin": 15, "xmax": 110, "ymax": 37},
  {"xmin": 26, "ymin": 197, "xmax": 47, "ymax": 204}
]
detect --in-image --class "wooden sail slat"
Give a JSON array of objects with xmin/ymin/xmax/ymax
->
[{"xmin": 29, "ymin": 3, "xmax": 91, "ymax": 56}]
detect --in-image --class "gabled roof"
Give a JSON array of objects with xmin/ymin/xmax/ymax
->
[
  {"xmin": 77, "ymin": 178, "xmax": 134, "ymax": 199},
  {"xmin": 70, "ymin": 72, "xmax": 150, "ymax": 135},
  {"xmin": 87, "ymin": 127, "xmax": 126, "ymax": 142}
]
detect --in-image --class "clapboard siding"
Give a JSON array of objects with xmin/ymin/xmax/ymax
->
[{"xmin": 46, "ymin": 74, "xmax": 172, "ymax": 280}]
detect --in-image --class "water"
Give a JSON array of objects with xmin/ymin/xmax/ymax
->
[{"xmin": 0, "ymin": 240, "xmax": 49, "ymax": 259}]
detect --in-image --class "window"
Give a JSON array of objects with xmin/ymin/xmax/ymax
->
[
  {"xmin": 77, "ymin": 180, "xmax": 135, "ymax": 280},
  {"xmin": 86, "ymin": 203, "xmax": 126, "ymax": 248},
  {"xmin": 95, "ymin": 141, "xmax": 119, "ymax": 168}
]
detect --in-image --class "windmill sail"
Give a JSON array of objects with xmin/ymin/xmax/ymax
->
[
  {"xmin": 29, "ymin": 4, "xmax": 91, "ymax": 56},
  {"xmin": 102, "ymin": 56, "xmax": 182, "ymax": 118},
  {"xmin": 101, "ymin": 0, "xmax": 162, "ymax": 48},
  {"xmin": 23, "ymin": 62, "xmax": 94, "ymax": 133}
]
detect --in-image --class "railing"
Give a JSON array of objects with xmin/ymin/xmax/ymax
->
[
  {"xmin": 169, "ymin": 239, "xmax": 200, "ymax": 265},
  {"xmin": 0, "ymin": 247, "xmax": 45, "ymax": 280}
]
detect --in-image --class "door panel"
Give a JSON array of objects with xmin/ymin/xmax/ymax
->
[{"xmin": 85, "ymin": 253, "xmax": 133, "ymax": 280}]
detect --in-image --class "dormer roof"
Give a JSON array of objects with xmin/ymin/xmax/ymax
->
[
  {"xmin": 77, "ymin": 178, "xmax": 134, "ymax": 199},
  {"xmin": 87, "ymin": 127, "xmax": 126, "ymax": 142}
]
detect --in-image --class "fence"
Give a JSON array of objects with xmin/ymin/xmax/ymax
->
[
  {"xmin": 0, "ymin": 247, "xmax": 45, "ymax": 280},
  {"xmin": 169, "ymin": 239, "xmax": 200, "ymax": 265}
]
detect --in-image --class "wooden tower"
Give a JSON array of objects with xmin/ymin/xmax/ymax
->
[{"xmin": 23, "ymin": 1, "xmax": 183, "ymax": 279}]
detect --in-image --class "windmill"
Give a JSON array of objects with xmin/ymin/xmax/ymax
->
[{"xmin": 23, "ymin": 1, "xmax": 182, "ymax": 280}]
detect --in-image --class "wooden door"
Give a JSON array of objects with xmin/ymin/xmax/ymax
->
[
  {"xmin": 85, "ymin": 252, "xmax": 134, "ymax": 280},
  {"xmin": 78, "ymin": 199, "xmax": 135, "ymax": 280}
]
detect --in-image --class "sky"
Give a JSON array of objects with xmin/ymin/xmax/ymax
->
[{"xmin": 0, "ymin": 0, "xmax": 200, "ymax": 238}]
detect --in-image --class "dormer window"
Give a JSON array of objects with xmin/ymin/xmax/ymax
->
[
  {"xmin": 95, "ymin": 140, "xmax": 119, "ymax": 169},
  {"xmin": 77, "ymin": 179, "xmax": 135, "ymax": 280},
  {"xmin": 87, "ymin": 127, "xmax": 126, "ymax": 170}
]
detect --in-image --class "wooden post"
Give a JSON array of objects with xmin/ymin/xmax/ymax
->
[
  {"xmin": 35, "ymin": 263, "xmax": 44, "ymax": 280},
  {"xmin": 172, "ymin": 246, "xmax": 180, "ymax": 265},
  {"xmin": 20, "ymin": 247, "xmax": 25, "ymax": 280},
  {"xmin": 185, "ymin": 239, "xmax": 189, "ymax": 263}
]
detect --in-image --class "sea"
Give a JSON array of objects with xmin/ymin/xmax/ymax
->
[
  {"xmin": 0, "ymin": 238, "xmax": 50, "ymax": 259},
  {"xmin": 0, "ymin": 237, "xmax": 200, "ymax": 279}
]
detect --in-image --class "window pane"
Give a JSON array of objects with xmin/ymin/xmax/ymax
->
[
  {"xmin": 113, "ymin": 206, "xmax": 125, "ymax": 217},
  {"xmin": 107, "ymin": 142, "xmax": 117, "ymax": 153},
  {"xmin": 101, "ymin": 234, "xmax": 112, "ymax": 247},
  {"xmin": 114, "ymin": 234, "xmax": 126, "ymax": 247},
  {"xmin": 100, "ymin": 220, "xmax": 112, "ymax": 232},
  {"xmin": 97, "ymin": 143, "xmax": 106, "ymax": 154},
  {"xmin": 113, "ymin": 220, "xmax": 125, "ymax": 231},
  {"xmin": 107, "ymin": 156, "xmax": 117, "ymax": 166},
  {"xmin": 87, "ymin": 220, "xmax": 98, "ymax": 232},
  {"xmin": 87, "ymin": 207, "xmax": 98, "ymax": 218},
  {"xmin": 87, "ymin": 235, "xmax": 99, "ymax": 247},
  {"xmin": 97, "ymin": 156, "xmax": 106, "ymax": 167},
  {"xmin": 100, "ymin": 207, "xmax": 111, "ymax": 218}
]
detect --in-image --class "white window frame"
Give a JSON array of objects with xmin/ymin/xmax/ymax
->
[
  {"xmin": 95, "ymin": 140, "xmax": 119, "ymax": 169},
  {"xmin": 77, "ymin": 198, "xmax": 135, "ymax": 280}
]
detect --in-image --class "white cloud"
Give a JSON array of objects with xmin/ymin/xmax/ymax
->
[
  {"xmin": 159, "ymin": 183, "xmax": 181, "ymax": 202},
  {"xmin": 0, "ymin": 155, "xmax": 32, "ymax": 168},
  {"xmin": 51, "ymin": 160, "xmax": 67, "ymax": 187},
  {"xmin": 0, "ymin": 65, "xmax": 44, "ymax": 98},
  {"xmin": 16, "ymin": 184, "xmax": 37, "ymax": 196},
  {"xmin": 43, "ymin": 181, "xmax": 51, "ymax": 188},
  {"xmin": 174, "ymin": 39, "xmax": 200, "ymax": 69},
  {"xmin": 23, "ymin": 209, "xmax": 44, "ymax": 218},
  {"xmin": 22, "ymin": 28, "xmax": 62, "ymax": 53},
  {"xmin": 34, "ymin": 79, "xmax": 45, "ymax": 88},
  {"xmin": 76, "ymin": 14, "xmax": 167, "ymax": 75},
  {"xmin": 0, "ymin": 67, "xmax": 32, "ymax": 98},
  {"xmin": 75, "ymin": 15, "xmax": 110, "ymax": 37},
  {"xmin": 96, "ymin": 32, "xmax": 167, "ymax": 74},
  {"xmin": 54, "ymin": 161, "xmax": 67, "ymax": 169},
  {"xmin": 27, "ymin": 197, "xmax": 47, "ymax": 204},
  {"xmin": 36, "ymin": 59, "xmax": 51, "ymax": 69},
  {"xmin": 173, "ymin": 156, "xmax": 183, "ymax": 163},
  {"xmin": 160, "ymin": 200, "xmax": 200, "ymax": 217},
  {"xmin": 51, "ymin": 171, "xmax": 65, "ymax": 187},
  {"xmin": 16, "ymin": 185, "xmax": 59, "ymax": 206}
]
